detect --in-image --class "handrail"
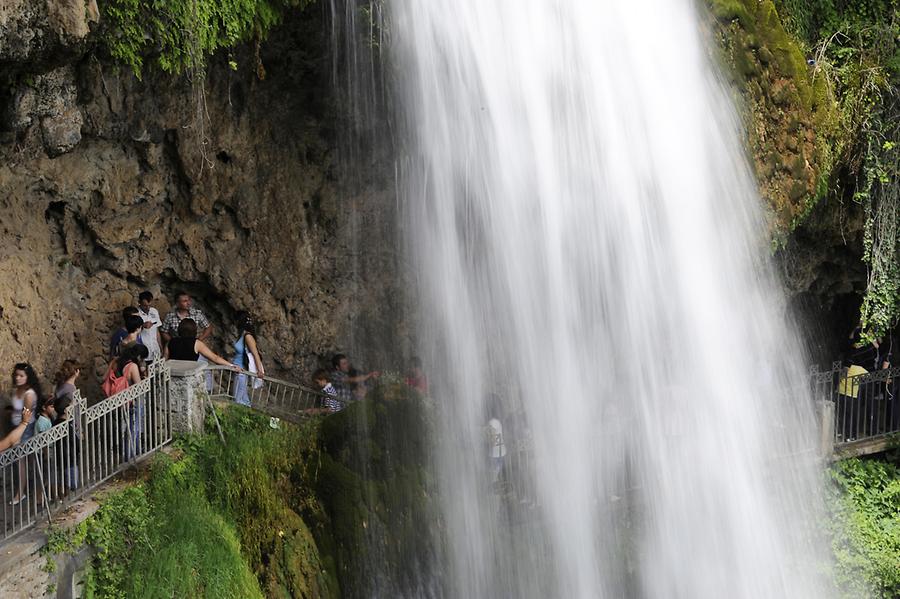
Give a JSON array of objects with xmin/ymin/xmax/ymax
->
[
  {"xmin": 203, "ymin": 364, "xmax": 330, "ymax": 420},
  {"xmin": 841, "ymin": 365, "xmax": 900, "ymax": 386},
  {"xmin": 0, "ymin": 358, "xmax": 172, "ymax": 541},
  {"xmin": 203, "ymin": 364, "xmax": 327, "ymax": 398},
  {"xmin": 811, "ymin": 361, "xmax": 900, "ymax": 448}
]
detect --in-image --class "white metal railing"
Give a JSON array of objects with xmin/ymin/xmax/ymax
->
[
  {"xmin": 0, "ymin": 359, "xmax": 171, "ymax": 541},
  {"xmin": 205, "ymin": 365, "xmax": 328, "ymax": 421}
]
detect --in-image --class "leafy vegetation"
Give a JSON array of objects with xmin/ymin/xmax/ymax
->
[
  {"xmin": 826, "ymin": 456, "xmax": 900, "ymax": 597},
  {"xmin": 100, "ymin": 0, "xmax": 313, "ymax": 78},
  {"xmin": 713, "ymin": 0, "xmax": 899, "ymax": 339},
  {"xmin": 44, "ymin": 407, "xmax": 336, "ymax": 598},
  {"xmin": 772, "ymin": 0, "xmax": 900, "ymax": 341}
]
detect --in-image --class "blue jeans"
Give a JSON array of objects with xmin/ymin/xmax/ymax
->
[
  {"xmin": 123, "ymin": 402, "xmax": 144, "ymax": 461},
  {"xmin": 234, "ymin": 373, "xmax": 251, "ymax": 406}
]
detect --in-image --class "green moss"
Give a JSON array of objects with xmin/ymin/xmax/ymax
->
[
  {"xmin": 709, "ymin": 0, "xmax": 843, "ymax": 239},
  {"xmin": 100, "ymin": 0, "xmax": 314, "ymax": 78},
  {"xmin": 46, "ymin": 407, "xmax": 338, "ymax": 598},
  {"xmin": 129, "ymin": 466, "xmax": 264, "ymax": 599},
  {"xmin": 313, "ymin": 383, "xmax": 442, "ymax": 597}
]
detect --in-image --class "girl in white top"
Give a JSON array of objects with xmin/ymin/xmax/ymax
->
[{"xmin": 9, "ymin": 363, "xmax": 43, "ymax": 505}]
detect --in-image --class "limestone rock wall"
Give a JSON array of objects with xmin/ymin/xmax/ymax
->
[{"xmin": 0, "ymin": 4, "xmax": 405, "ymax": 399}]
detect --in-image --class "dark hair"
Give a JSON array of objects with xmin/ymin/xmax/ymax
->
[
  {"xmin": 409, "ymin": 356, "xmax": 422, "ymax": 369},
  {"xmin": 41, "ymin": 396, "xmax": 55, "ymax": 415},
  {"xmin": 235, "ymin": 311, "xmax": 256, "ymax": 336},
  {"xmin": 138, "ymin": 291, "xmax": 153, "ymax": 302},
  {"xmin": 174, "ymin": 290, "xmax": 190, "ymax": 302},
  {"xmin": 125, "ymin": 314, "xmax": 144, "ymax": 334},
  {"xmin": 122, "ymin": 306, "xmax": 139, "ymax": 321},
  {"xmin": 116, "ymin": 344, "xmax": 149, "ymax": 376},
  {"xmin": 312, "ymin": 369, "xmax": 329, "ymax": 384},
  {"xmin": 54, "ymin": 359, "xmax": 80, "ymax": 387},
  {"xmin": 53, "ymin": 394, "xmax": 73, "ymax": 425},
  {"xmin": 12, "ymin": 362, "xmax": 44, "ymax": 413},
  {"xmin": 331, "ymin": 354, "xmax": 348, "ymax": 369},
  {"xmin": 177, "ymin": 318, "xmax": 198, "ymax": 338}
]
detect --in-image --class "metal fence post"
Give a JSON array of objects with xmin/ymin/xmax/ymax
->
[{"xmin": 817, "ymin": 400, "xmax": 835, "ymax": 458}]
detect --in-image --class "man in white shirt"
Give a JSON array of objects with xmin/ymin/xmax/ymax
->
[{"xmin": 137, "ymin": 291, "xmax": 163, "ymax": 362}]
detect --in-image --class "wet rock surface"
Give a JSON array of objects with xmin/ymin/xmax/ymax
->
[{"xmin": 0, "ymin": 5, "xmax": 405, "ymax": 399}]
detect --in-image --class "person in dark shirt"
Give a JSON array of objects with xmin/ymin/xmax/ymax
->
[
  {"xmin": 109, "ymin": 306, "xmax": 140, "ymax": 359},
  {"xmin": 164, "ymin": 319, "xmax": 234, "ymax": 367}
]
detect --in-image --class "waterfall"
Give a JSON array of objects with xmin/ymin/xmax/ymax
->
[{"xmin": 388, "ymin": 0, "xmax": 833, "ymax": 597}]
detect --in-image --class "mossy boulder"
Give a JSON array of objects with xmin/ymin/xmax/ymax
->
[
  {"xmin": 708, "ymin": 0, "xmax": 843, "ymax": 241},
  {"xmin": 313, "ymin": 382, "xmax": 442, "ymax": 598}
]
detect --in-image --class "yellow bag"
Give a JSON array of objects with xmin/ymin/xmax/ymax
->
[{"xmin": 838, "ymin": 365, "xmax": 868, "ymax": 399}]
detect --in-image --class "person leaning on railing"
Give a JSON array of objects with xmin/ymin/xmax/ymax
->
[
  {"xmin": 165, "ymin": 318, "xmax": 237, "ymax": 371},
  {"xmin": 0, "ymin": 406, "xmax": 32, "ymax": 451},
  {"xmin": 232, "ymin": 311, "xmax": 265, "ymax": 407}
]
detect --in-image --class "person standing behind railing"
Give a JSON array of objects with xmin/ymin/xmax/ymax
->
[
  {"xmin": 165, "ymin": 319, "xmax": 235, "ymax": 368},
  {"xmin": 52, "ymin": 359, "xmax": 79, "ymax": 406},
  {"xmin": 116, "ymin": 314, "xmax": 145, "ymax": 357},
  {"xmin": 52, "ymin": 360, "xmax": 81, "ymax": 494},
  {"xmin": 839, "ymin": 326, "xmax": 886, "ymax": 440},
  {"xmin": 103, "ymin": 344, "xmax": 148, "ymax": 462},
  {"xmin": 330, "ymin": 354, "xmax": 380, "ymax": 404},
  {"xmin": 404, "ymin": 356, "xmax": 428, "ymax": 395},
  {"xmin": 137, "ymin": 291, "xmax": 163, "ymax": 363},
  {"xmin": 232, "ymin": 311, "xmax": 265, "ymax": 407},
  {"xmin": 109, "ymin": 306, "xmax": 140, "ymax": 359},
  {"xmin": 0, "ymin": 406, "xmax": 32, "ymax": 451},
  {"xmin": 53, "ymin": 393, "xmax": 79, "ymax": 495},
  {"xmin": 485, "ymin": 394, "xmax": 507, "ymax": 484},
  {"xmin": 8, "ymin": 363, "xmax": 43, "ymax": 505},
  {"xmin": 312, "ymin": 369, "xmax": 343, "ymax": 412}
]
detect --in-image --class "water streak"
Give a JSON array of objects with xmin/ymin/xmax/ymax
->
[{"xmin": 390, "ymin": 1, "xmax": 832, "ymax": 596}]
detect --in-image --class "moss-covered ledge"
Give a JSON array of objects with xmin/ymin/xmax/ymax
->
[
  {"xmin": 708, "ymin": 0, "xmax": 842, "ymax": 242},
  {"xmin": 36, "ymin": 381, "xmax": 439, "ymax": 599},
  {"xmin": 40, "ymin": 408, "xmax": 335, "ymax": 598}
]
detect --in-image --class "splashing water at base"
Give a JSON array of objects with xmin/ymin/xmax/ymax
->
[{"xmin": 389, "ymin": 0, "xmax": 833, "ymax": 597}]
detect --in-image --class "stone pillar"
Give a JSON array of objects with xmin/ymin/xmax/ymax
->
[
  {"xmin": 167, "ymin": 360, "xmax": 207, "ymax": 435},
  {"xmin": 817, "ymin": 399, "xmax": 835, "ymax": 459}
]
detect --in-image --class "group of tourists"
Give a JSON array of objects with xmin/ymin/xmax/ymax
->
[
  {"xmin": 1, "ymin": 286, "xmax": 425, "ymax": 456},
  {"xmin": 0, "ymin": 360, "xmax": 81, "ymax": 504},
  {"xmin": 0, "ymin": 290, "xmax": 269, "ymax": 501},
  {"xmin": 0, "ymin": 285, "xmax": 437, "ymax": 510},
  {"xmin": 103, "ymin": 290, "xmax": 264, "ymax": 405}
]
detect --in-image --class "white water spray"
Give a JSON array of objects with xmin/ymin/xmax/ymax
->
[{"xmin": 390, "ymin": 1, "xmax": 832, "ymax": 596}]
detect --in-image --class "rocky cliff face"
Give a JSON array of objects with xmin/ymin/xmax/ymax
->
[
  {"xmin": 0, "ymin": 3, "xmax": 404, "ymax": 397},
  {"xmin": 0, "ymin": 0, "xmax": 878, "ymax": 400}
]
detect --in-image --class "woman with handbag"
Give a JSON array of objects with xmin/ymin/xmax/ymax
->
[{"xmin": 232, "ymin": 311, "xmax": 265, "ymax": 407}]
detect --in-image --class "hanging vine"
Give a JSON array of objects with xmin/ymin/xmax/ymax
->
[
  {"xmin": 858, "ymin": 95, "xmax": 900, "ymax": 341},
  {"xmin": 773, "ymin": 0, "xmax": 899, "ymax": 341}
]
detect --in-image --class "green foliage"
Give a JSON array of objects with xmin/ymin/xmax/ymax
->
[
  {"xmin": 100, "ymin": 0, "xmax": 312, "ymax": 78},
  {"xmin": 768, "ymin": 0, "xmax": 900, "ymax": 340},
  {"xmin": 46, "ymin": 406, "xmax": 336, "ymax": 598},
  {"xmin": 128, "ymin": 454, "xmax": 265, "ymax": 599},
  {"xmin": 826, "ymin": 457, "xmax": 900, "ymax": 597},
  {"xmin": 708, "ymin": 0, "xmax": 842, "ymax": 237},
  {"xmin": 857, "ymin": 110, "xmax": 900, "ymax": 341}
]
